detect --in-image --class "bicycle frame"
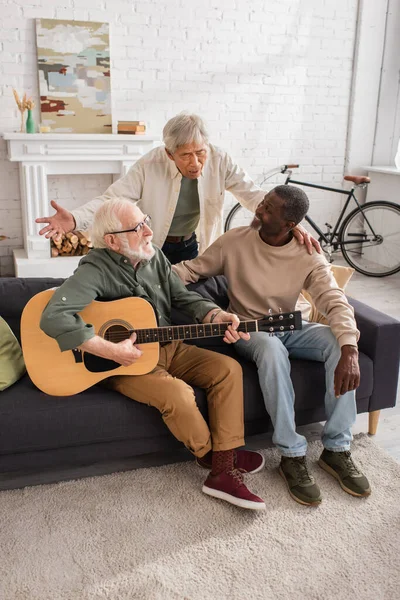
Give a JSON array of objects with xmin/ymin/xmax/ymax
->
[{"xmin": 284, "ymin": 175, "xmax": 377, "ymax": 248}]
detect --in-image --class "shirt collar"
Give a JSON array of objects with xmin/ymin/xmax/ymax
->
[
  {"xmin": 168, "ymin": 157, "xmax": 181, "ymax": 179},
  {"xmin": 105, "ymin": 248, "xmax": 131, "ymax": 265}
]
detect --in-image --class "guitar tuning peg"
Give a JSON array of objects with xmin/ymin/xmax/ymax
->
[
  {"xmin": 278, "ymin": 307, "xmax": 282, "ymax": 312},
  {"xmin": 268, "ymin": 308, "xmax": 272, "ymax": 315}
]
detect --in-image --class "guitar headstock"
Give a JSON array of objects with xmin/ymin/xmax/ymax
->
[{"xmin": 258, "ymin": 310, "xmax": 302, "ymax": 334}]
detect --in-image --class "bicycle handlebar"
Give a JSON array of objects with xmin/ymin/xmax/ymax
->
[{"xmin": 258, "ymin": 164, "xmax": 300, "ymax": 186}]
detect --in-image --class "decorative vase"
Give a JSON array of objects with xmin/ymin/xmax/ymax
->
[{"xmin": 26, "ymin": 109, "xmax": 35, "ymax": 134}]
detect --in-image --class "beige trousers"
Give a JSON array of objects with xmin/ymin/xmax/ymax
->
[{"xmin": 107, "ymin": 341, "xmax": 245, "ymax": 457}]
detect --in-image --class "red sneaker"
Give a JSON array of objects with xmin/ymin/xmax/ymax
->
[
  {"xmin": 197, "ymin": 450, "xmax": 265, "ymax": 474},
  {"xmin": 202, "ymin": 469, "xmax": 266, "ymax": 510}
]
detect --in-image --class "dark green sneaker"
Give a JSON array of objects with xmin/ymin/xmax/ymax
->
[
  {"xmin": 279, "ymin": 456, "xmax": 322, "ymax": 506},
  {"xmin": 318, "ymin": 449, "xmax": 371, "ymax": 497}
]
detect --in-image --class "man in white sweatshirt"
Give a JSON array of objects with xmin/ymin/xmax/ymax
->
[
  {"xmin": 173, "ymin": 184, "xmax": 371, "ymax": 506},
  {"xmin": 35, "ymin": 113, "xmax": 318, "ymax": 263}
]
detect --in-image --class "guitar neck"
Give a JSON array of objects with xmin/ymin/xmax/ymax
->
[
  {"xmin": 130, "ymin": 321, "xmax": 259, "ymax": 344},
  {"xmin": 102, "ymin": 308, "xmax": 301, "ymax": 345}
]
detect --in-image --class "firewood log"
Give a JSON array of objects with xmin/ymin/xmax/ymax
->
[
  {"xmin": 75, "ymin": 231, "xmax": 88, "ymax": 245},
  {"xmin": 66, "ymin": 232, "xmax": 79, "ymax": 245},
  {"xmin": 62, "ymin": 241, "xmax": 73, "ymax": 254}
]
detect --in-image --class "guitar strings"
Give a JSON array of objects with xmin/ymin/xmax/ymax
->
[{"xmin": 103, "ymin": 320, "xmax": 294, "ymax": 342}]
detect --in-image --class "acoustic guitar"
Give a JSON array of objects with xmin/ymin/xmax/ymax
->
[{"xmin": 21, "ymin": 289, "xmax": 302, "ymax": 396}]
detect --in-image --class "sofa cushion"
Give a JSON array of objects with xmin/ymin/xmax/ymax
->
[
  {"xmin": 187, "ymin": 276, "xmax": 229, "ymax": 309},
  {"xmin": 0, "ymin": 277, "xmax": 64, "ymax": 341},
  {"xmin": 0, "ymin": 372, "xmax": 207, "ymax": 455},
  {"xmin": 296, "ymin": 264, "xmax": 355, "ymax": 323}
]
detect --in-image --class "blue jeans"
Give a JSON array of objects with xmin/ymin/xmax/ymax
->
[
  {"xmin": 234, "ymin": 322, "xmax": 357, "ymax": 457},
  {"xmin": 162, "ymin": 233, "xmax": 199, "ymax": 264}
]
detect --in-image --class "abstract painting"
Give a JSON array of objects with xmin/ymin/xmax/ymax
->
[{"xmin": 36, "ymin": 19, "xmax": 111, "ymax": 133}]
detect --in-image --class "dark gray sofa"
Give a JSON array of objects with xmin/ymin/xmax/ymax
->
[{"xmin": 0, "ymin": 275, "xmax": 399, "ymax": 490}]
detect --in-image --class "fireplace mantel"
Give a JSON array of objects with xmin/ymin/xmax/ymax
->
[{"xmin": 2, "ymin": 132, "xmax": 160, "ymax": 277}]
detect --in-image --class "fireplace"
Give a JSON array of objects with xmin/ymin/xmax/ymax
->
[{"xmin": 2, "ymin": 133, "xmax": 160, "ymax": 277}]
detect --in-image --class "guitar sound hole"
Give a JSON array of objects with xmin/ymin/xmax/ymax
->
[
  {"xmin": 84, "ymin": 324, "xmax": 132, "ymax": 373},
  {"xmin": 104, "ymin": 324, "xmax": 130, "ymax": 342}
]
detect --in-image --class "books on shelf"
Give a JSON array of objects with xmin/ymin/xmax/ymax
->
[
  {"xmin": 117, "ymin": 120, "xmax": 146, "ymax": 135},
  {"xmin": 118, "ymin": 121, "xmax": 145, "ymax": 126}
]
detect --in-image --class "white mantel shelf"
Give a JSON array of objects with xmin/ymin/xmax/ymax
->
[
  {"xmin": 363, "ymin": 165, "xmax": 400, "ymax": 207},
  {"xmin": 2, "ymin": 132, "xmax": 160, "ymax": 165},
  {"xmin": 364, "ymin": 165, "xmax": 400, "ymax": 175},
  {"xmin": 3, "ymin": 133, "xmax": 157, "ymax": 140},
  {"xmin": 1, "ymin": 132, "xmax": 161, "ymax": 277}
]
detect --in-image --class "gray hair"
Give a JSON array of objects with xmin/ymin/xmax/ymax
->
[
  {"xmin": 272, "ymin": 185, "xmax": 310, "ymax": 225},
  {"xmin": 90, "ymin": 197, "xmax": 138, "ymax": 248},
  {"xmin": 163, "ymin": 112, "xmax": 209, "ymax": 153}
]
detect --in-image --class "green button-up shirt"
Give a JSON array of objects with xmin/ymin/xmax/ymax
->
[{"xmin": 40, "ymin": 247, "xmax": 219, "ymax": 352}]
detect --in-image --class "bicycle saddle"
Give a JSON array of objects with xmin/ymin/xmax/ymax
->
[{"xmin": 344, "ymin": 175, "xmax": 370, "ymax": 184}]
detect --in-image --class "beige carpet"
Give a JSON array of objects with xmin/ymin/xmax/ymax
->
[{"xmin": 1, "ymin": 434, "xmax": 399, "ymax": 600}]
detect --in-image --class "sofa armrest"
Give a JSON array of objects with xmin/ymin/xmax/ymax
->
[{"xmin": 349, "ymin": 297, "xmax": 400, "ymax": 411}]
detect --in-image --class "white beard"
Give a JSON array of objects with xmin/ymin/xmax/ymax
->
[{"xmin": 120, "ymin": 237, "xmax": 156, "ymax": 264}]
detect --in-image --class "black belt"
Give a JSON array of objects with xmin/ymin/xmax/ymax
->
[{"xmin": 165, "ymin": 233, "xmax": 194, "ymax": 243}]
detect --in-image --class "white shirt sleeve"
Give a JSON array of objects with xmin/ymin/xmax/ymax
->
[{"xmin": 71, "ymin": 161, "xmax": 146, "ymax": 231}]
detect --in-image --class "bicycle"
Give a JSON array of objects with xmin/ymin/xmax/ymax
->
[{"xmin": 224, "ymin": 164, "xmax": 400, "ymax": 277}]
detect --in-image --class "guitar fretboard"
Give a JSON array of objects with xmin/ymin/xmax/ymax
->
[
  {"xmin": 107, "ymin": 321, "xmax": 259, "ymax": 344},
  {"xmin": 136, "ymin": 321, "xmax": 260, "ymax": 344}
]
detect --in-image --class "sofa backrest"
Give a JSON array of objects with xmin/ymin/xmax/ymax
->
[
  {"xmin": 171, "ymin": 276, "xmax": 229, "ymax": 325},
  {"xmin": 0, "ymin": 277, "xmax": 64, "ymax": 342}
]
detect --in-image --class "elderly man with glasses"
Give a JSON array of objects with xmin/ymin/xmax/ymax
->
[
  {"xmin": 35, "ymin": 112, "xmax": 318, "ymax": 264},
  {"xmin": 39, "ymin": 197, "xmax": 266, "ymax": 511}
]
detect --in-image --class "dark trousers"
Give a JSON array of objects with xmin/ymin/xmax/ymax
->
[{"xmin": 161, "ymin": 233, "xmax": 199, "ymax": 264}]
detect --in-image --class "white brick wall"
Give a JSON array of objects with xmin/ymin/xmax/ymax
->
[{"xmin": 0, "ymin": 0, "xmax": 359, "ymax": 275}]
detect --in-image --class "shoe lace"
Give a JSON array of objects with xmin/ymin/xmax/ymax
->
[
  {"xmin": 341, "ymin": 451, "xmax": 362, "ymax": 476},
  {"xmin": 228, "ymin": 468, "xmax": 245, "ymax": 487},
  {"xmin": 293, "ymin": 457, "xmax": 314, "ymax": 485}
]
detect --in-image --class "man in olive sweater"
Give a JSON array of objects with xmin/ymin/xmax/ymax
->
[
  {"xmin": 174, "ymin": 185, "xmax": 371, "ymax": 506},
  {"xmin": 40, "ymin": 198, "xmax": 266, "ymax": 511}
]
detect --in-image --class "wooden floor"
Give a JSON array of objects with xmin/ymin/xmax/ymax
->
[{"xmin": 305, "ymin": 257, "xmax": 400, "ymax": 462}]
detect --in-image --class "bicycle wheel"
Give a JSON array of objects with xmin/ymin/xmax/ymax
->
[
  {"xmin": 224, "ymin": 203, "xmax": 255, "ymax": 231},
  {"xmin": 339, "ymin": 201, "xmax": 400, "ymax": 276}
]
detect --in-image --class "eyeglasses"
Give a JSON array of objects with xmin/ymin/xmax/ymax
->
[{"xmin": 108, "ymin": 215, "xmax": 152, "ymax": 235}]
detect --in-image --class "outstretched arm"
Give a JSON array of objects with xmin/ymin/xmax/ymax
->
[
  {"xmin": 36, "ymin": 200, "xmax": 76, "ymax": 241},
  {"xmin": 35, "ymin": 161, "xmax": 145, "ymax": 239},
  {"xmin": 71, "ymin": 161, "xmax": 145, "ymax": 231},
  {"xmin": 172, "ymin": 237, "xmax": 224, "ymax": 284}
]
